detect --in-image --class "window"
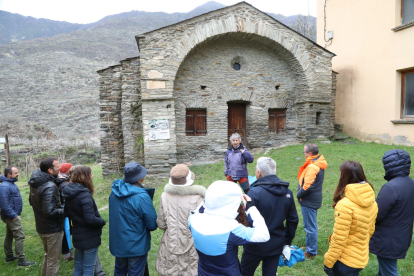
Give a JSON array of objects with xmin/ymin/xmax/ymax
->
[
  {"xmin": 402, "ymin": 0, "xmax": 414, "ymax": 25},
  {"xmin": 402, "ymin": 70, "xmax": 414, "ymax": 118},
  {"xmin": 269, "ymin": 109, "xmax": 286, "ymax": 134},
  {"xmin": 186, "ymin": 109, "xmax": 207, "ymax": 136}
]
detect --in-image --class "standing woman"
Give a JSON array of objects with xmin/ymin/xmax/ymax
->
[
  {"xmin": 225, "ymin": 133, "xmax": 254, "ymax": 194},
  {"xmin": 155, "ymin": 164, "xmax": 206, "ymax": 275},
  {"xmin": 323, "ymin": 161, "xmax": 378, "ymax": 276},
  {"xmin": 62, "ymin": 166, "xmax": 106, "ymax": 276}
]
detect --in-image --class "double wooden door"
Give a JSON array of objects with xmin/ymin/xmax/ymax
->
[{"xmin": 228, "ymin": 103, "xmax": 246, "ymax": 146}]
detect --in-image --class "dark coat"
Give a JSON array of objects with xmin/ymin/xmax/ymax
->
[
  {"xmin": 28, "ymin": 169, "xmax": 64, "ymax": 234},
  {"xmin": 224, "ymin": 143, "xmax": 254, "ymax": 178},
  {"xmin": 369, "ymin": 149, "xmax": 414, "ymax": 259},
  {"xmin": 244, "ymin": 175, "xmax": 299, "ymax": 256},
  {"xmin": 62, "ymin": 182, "xmax": 106, "ymax": 250},
  {"xmin": 0, "ymin": 175, "xmax": 23, "ymax": 221}
]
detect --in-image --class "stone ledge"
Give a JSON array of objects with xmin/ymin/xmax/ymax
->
[
  {"xmin": 391, "ymin": 119, "xmax": 414, "ymax": 124},
  {"xmin": 392, "ymin": 21, "xmax": 414, "ymax": 32}
]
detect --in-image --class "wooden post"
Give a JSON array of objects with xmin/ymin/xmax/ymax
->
[{"xmin": 5, "ymin": 134, "xmax": 10, "ymax": 166}]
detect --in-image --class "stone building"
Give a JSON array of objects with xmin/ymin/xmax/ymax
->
[{"xmin": 98, "ymin": 2, "xmax": 337, "ymax": 176}]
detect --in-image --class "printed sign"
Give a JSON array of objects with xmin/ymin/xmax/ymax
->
[{"xmin": 149, "ymin": 119, "xmax": 170, "ymax": 140}]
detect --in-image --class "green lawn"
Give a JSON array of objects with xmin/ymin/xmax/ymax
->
[{"xmin": 2, "ymin": 140, "xmax": 414, "ymax": 275}]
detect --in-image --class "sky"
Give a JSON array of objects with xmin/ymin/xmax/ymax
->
[{"xmin": 0, "ymin": 0, "xmax": 316, "ymax": 24}]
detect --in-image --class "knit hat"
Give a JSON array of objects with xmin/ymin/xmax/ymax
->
[
  {"xmin": 60, "ymin": 163, "xmax": 73, "ymax": 174},
  {"xmin": 204, "ymin": 181, "xmax": 242, "ymax": 220},
  {"xmin": 168, "ymin": 164, "xmax": 195, "ymax": 187}
]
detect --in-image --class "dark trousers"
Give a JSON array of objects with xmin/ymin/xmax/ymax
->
[
  {"xmin": 114, "ymin": 255, "xmax": 149, "ymax": 276},
  {"xmin": 332, "ymin": 261, "xmax": 362, "ymax": 276},
  {"xmin": 241, "ymin": 250, "xmax": 280, "ymax": 276}
]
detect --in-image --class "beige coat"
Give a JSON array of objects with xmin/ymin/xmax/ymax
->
[{"xmin": 155, "ymin": 183, "xmax": 206, "ymax": 276}]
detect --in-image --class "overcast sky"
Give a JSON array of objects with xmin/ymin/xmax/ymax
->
[{"xmin": 0, "ymin": 0, "xmax": 316, "ymax": 24}]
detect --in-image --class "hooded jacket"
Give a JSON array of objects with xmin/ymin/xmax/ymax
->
[
  {"xmin": 369, "ymin": 149, "xmax": 414, "ymax": 259},
  {"xmin": 0, "ymin": 175, "xmax": 22, "ymax": 221},
  {"xmin": 188, "ymin": 181, "xmax": 270, "ymax": 276},
  {"xmin": 28, "ymin": 169, "xmax": 64, "ymax": 234},
  {"xmin": 324, "ymin": 183, "xmax": 378, "ymax": 269},
  {"xmin": 224, "ymin": 143, "xmax": 254, "ymax": 178},
  {"xmin": 297, "ymin": 154, "xmax": 328, "ymax": 209},
  {"xmin": 156, "ymin": 183, "xmax": 206, "ymax": 276},
  {"xmin": 244, "ymin": 175, "xmax": 298, "ymax": 256},
  {"xmin": 62, "ymin": 182, "xmax": 106, "ymax": 250},
  {"xmin": 109, "ymin": 179, "xmax": 158, "ymax": 257}
]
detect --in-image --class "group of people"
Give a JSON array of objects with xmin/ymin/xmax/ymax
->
[{"xmin": 0, "ymin": 136, "xmax": 413, "ymax": 276}]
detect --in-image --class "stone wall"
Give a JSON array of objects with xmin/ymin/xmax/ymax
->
[
  {"xmin": 98, "ymin": 57, "xmax": 143, "ymax": 176},
  {"xmin": 174, "ymin": 34, "xmax": 301, "ymax": 163}
]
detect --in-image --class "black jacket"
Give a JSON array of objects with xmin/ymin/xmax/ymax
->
[
  {"xmin": 369, "ymin": 149, "xmax": 414, "ymax": 259},
  {"xmin": 62, "ymin": 182, "xmax": 106, "ymax": 250},
  {"xmin": 29, "ymin": 169, "xmax": 64, "ymax": 234},
  {"xmin": 243, "ymin": 175, "xmax": 299, "ymax": 256}
]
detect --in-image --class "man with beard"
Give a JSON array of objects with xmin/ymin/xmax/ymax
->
[
  {"xmin": 0, "ymin": 166, "xmax": 36, "ymax": 267},
  {"xmin": 29, "ymin": 157, "xmax": 64, "ymax": 276}
]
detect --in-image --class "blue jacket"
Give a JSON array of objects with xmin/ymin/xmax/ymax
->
[
  {"xmin": 109, "ymin": 179, "xmax": 157, "ymax": 257},
  {"xmin": 0, "ymin": 175, "xmax": 22, "ymax": 221},
  {"xmin": 369, "ymin": 149, "xmax": 414, "ymax": 259},
  {"xmin": 189, "ymin": 201, "xmax": 270, "ymax": 276},
  {"xmin": 224, "ymin": 143, "xmax": 254, "ymax": 178},
  {"xmin": 244, "ymin": 175, "xmax": 298, "ymax": 256}
]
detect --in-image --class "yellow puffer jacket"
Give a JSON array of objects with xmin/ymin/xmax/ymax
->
[{"xmin": 324, "ymin": 183, "xmax": 378, "ymax": 269}]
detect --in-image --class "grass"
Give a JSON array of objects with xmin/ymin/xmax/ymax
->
[{"xmin": 1, "ymin": 140, "xmax": 414, "ymax": 275}]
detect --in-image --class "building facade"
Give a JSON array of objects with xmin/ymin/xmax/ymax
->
[
  {"xmin": 317, "ymin": 0, "xmax": 414, "ymax": 145},
  {"xmin": 99, "ymin": 2, "xmax": 336, "ymax": 176}
]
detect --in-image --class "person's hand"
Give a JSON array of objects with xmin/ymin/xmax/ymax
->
[
  {"xmin": 242, "ymin": 194, "xmax": 252, "ymax": 202},
  {"xmin": 241, "ymin": 149, "xmax": 245, "ymax": 153},
  {"xmin": 240, "ymin": 196, "xmax": 247, "ymax": 207},
  {"xmin": 12, "ymin": 217, "xmax": 17, "ymax": 221}
]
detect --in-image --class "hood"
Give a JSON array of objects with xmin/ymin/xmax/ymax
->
[
  {"xmin": 228, "ymin": 142, "xmax": 245, "ymax": 151},
  {"xmin": 344, "ymin": 183, "xmax": 375, "ymax": 208},
  {"xmin": 0, "ymin": 175, "xmax": 18, "ymax": 183},
  {"xmin": 204, "ymin": 180, "xmax": 242, "ymax": 220},
  {"xmin": 28, "ymin": 169, "xmax": 57, "ymax": 188},
  {"xmin": 383, "ymin": 149, "xmax": 411, "ymax": 181},
  {"xmin": 111, "ymin": 179, "xmax": 147, "ymax": 198},
  {"xmin": 253, "ymin": 175, "xmax": 289, "ymax": 196},
  {"xmin": 312, "ymin": 154, "xmax": 328, "ymax": 170},
  {"xmin": 61, "ymin": 182, "xmax": 90, "ymax": 200}
]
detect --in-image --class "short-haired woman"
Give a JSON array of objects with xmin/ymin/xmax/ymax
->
[
  {"xmin": 225, "ymin": 133, "xmax": 254, "ymax": 194},
  {"xmin": 323, "ymin": 161, "xmax": 378, "ymax": 276},
  {"xmin": 62, "ymin": 166, "xmax": 106, "ymax": 276}
]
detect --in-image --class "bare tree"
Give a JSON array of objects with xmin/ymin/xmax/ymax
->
[{"xmin": 290, "ymin": 15, "xmax": 316, "ymax": 42}]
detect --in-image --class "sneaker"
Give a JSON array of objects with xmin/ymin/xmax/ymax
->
[
  {"xmin": 5, "ymin": 255, "xmax": 18, "ymax": 263},
  {"xmin": 63, "ymin": 252, "xmax": 75, "ymax": 262},
  {"xmin": 18, "ymin": 260, "xmax": 36, "ymax": 267}
]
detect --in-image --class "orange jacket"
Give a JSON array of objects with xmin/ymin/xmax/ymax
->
[{"xmin": 297, "ymin": 155, "xmax": 328, "ymax": 209}]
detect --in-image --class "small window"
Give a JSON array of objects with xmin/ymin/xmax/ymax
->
[
  {"xmin": 186, "ymin": 109, "xmax": 207, "ymax": 136},
  {"xmin": 402, "ymin": 0, "xmax": 414, "ymax": 25},
  {"xmin": 316, "ymin": 112, "xmax": 322, "ymax": 125},
  {"xmin": 402, "ymin": 69, "xmax": 414, "ymax": 118},
  {"xmin": 269, "ymin": 109, "xmax": 286, "ymax": 134}
]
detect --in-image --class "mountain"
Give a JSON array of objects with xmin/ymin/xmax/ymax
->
[{"xmin": 0, "ymin": 2, "xmax": 315, "ymax": 140}]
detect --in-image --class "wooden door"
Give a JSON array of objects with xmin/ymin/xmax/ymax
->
[{"xmin": 228, "ymin": 103, "xmax": 246, "ymax": 146}]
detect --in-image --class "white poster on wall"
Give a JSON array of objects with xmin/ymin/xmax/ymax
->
[{"xmin": 149, "ymin": 119, "xmax": 170, "ymax": 140}]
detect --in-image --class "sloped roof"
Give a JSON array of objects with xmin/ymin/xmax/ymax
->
[{"xmin": 136, "ymin": 1, "xmax": 335, "ymax": 56}]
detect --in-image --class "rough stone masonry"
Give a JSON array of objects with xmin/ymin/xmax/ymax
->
[{"xmin": 97, "ymin": 2, "xmax": 336, "ymax": 177}]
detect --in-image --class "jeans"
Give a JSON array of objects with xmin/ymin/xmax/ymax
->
[
  {"xmin": 377, "ymin": 256, "xmax": 398, "ymax": 276},
  {"xmin": 114, "ymin": 255, "xmax": 148, "ymax": 276},
  {"xmin": 301, "ymin": 206, "xmax": 318, "ymax": 255},
  {"xmin": 94, "ymin": 255, "xmax": 105, "ymax": 276},
  {"xmin": 240, "ymin": 250, "xmax": 280, "ymax": 276},
  {"xmin": 39, "ymin": 230, "xmax": 64, "ymax": 276},
  {"xmin": 332, "ymin": 261, "xmax": 362, "ymax": 276},
  {"xmin": 4, "ymin": 216, "xmax": 26, "ymax": 261},
  {"xmin": 74, "ymin": 246, "xmax": 99, "ymax": 276}
]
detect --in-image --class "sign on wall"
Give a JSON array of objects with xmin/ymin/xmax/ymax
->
[{"xmin": 149, "ymin": 119, "xmax": 170, "ymax": 140}]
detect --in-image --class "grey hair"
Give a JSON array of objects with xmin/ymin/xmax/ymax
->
[
  {"xmin": 229, "ymin": 133, "xmax": 242, "ymax": 142},
  {"xmin": 256, "ymin": 157, "xmax": 276, "ymax": 176}
]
